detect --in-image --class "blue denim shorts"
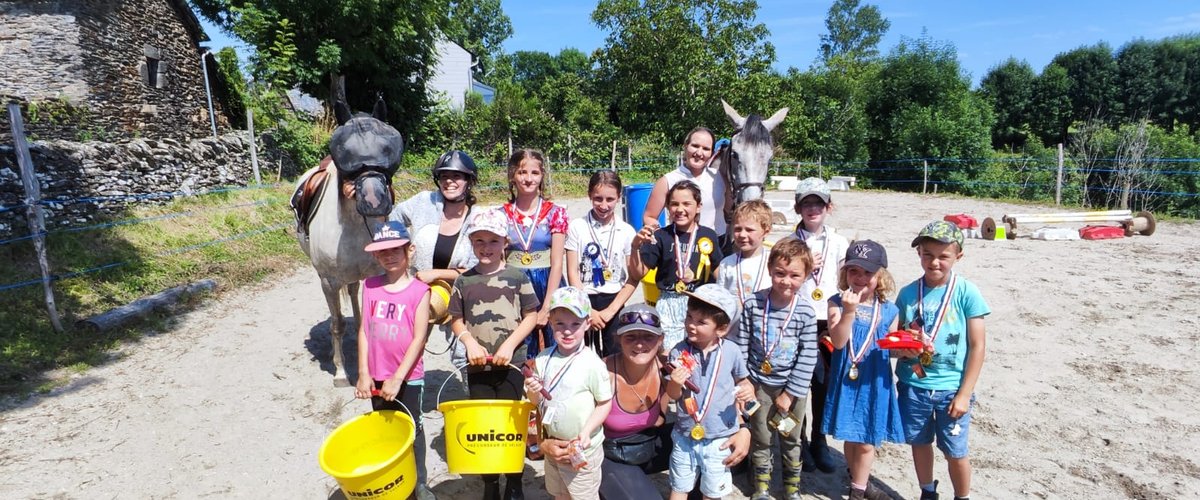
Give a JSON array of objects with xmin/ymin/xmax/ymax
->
[
  {"xmin": 668, "ymin": 429, "xmax": 734, "ymax": 498},
  {"xmin": 897, "ymin": 383, "xmax": 974, "ymax": 459}
]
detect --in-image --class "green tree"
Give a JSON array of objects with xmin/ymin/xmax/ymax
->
[
  {"xmin": 819, "ymin": 0, "xmax": 890, "ymax": 64},
  {"xmin": 864, "ymin": 35, "xmax": 992, "ymax": 183},
  {"xmin": 1050, "ymin": 43, "xmax": 1119, "ymax": 123},
  {"xmin": 1029, "ymin": 63, "xmax": 1072, "ymax": 146},
  {"xmin": 591, "ymin": 0, "xmax": 775, "ymax": 138},
  {"xmin": 444, "ymin": 0, "xmax": 514, "ymax": 78},
  {"xmin": 192, "ymin": 0, "xmax": 448, "ymax": 136},
  {"xmin": 213, "ymin": 47, "xmax": 248, "ymax": 129},
  {"xmin": 978, "ymin": 57, "xmax": 1035, "ymax": 150}
]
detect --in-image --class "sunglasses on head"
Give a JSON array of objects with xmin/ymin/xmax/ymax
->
[{"xmin": 618, "ymin": 310, "xmax": 661, "ymax": 328}]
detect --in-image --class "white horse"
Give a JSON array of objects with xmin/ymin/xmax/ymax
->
[
  {"xmin": 712, "ymin": 100, "xmax": 788, "ymax": 234},
  {"xmin": 296, "ymin": 99, "xmax": 402, "ymax": 385}
]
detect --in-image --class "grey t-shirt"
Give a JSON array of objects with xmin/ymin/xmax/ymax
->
[{"xmin": 668, "ymin": 338, "xmax": 748, "ymax": 439}]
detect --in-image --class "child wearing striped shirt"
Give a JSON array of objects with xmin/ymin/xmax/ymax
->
[{"xmin": 735, "ymin": 237, "xmax": 819, "ymax": 500}]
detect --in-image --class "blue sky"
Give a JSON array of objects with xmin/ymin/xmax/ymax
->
[{"xmin": 200, "ymin": 1, "xmax": 1200, "ymax": 86}]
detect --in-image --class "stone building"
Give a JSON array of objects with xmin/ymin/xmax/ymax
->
[{"xmin": 0, "ymin": 0, "xmax": 233, "ymax": 142}]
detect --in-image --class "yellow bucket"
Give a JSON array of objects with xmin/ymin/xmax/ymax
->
[
  {"xmin": 642, "ymin": 267, "xmax": 659, "ymax": 305},
  {"xmin": 437, "ymin": 399, "xmax": 534, "ymax": 474},
  {"xmin": 319, "ymin": 410, "xmax": 417, "ymax": 500}
]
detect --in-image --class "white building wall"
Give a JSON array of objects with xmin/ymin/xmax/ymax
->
[{"xmin": 427, "ymin": 39, "xmax": 473, "ymax": 110}]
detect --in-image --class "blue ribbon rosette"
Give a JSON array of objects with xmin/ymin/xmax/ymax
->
[{"xmin": 584, "ymin": 242, "xmax": 605, "ymax": 286}]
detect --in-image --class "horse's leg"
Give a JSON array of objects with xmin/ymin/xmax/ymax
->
[
  {"xmin": 320, "ymin": 277, "xmax": 350, "ymax": 387},
  {"xmin": 345, "ymin": 280, "xmax": 362, "ymax": 384}
]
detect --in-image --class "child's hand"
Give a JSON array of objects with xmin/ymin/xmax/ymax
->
[
  {"xmin": 588, "ymin": 310, "xmax": 607, "ymax": 331},
  {"xmin": 537, "ymin": 309, "xmax": 550, "ymax": 327},
  {"xmin": 355, "ymin": 377, "xmax": 373, "ymax": 399},
  {"xmin": 948, "ymin": 392, "xmax": 971, "ymax": 418},
  {"xmin": 842, "ymin": 284, "xmax": 871, "ymax": 310},
  {"xmin": 635, "ymin": 224, "xmax": 658, "ymax": 246},
  {"xmin": 669, "ymin": 363, "xmax": 693, "ymax": 387},
  {"xmin": 774, "ymin": 391, "xmax": 795, "ymax": 415},
  {"xmin": 540, "ymin": 438, "xmax": 573, "ymax": 465},
  {"xmin": 466, "ymin": 340, "xmax": 490, "ymax": 366},
  {"xmin": 524, "ymin": 376, "xmax": 545, "ymax": 398},
  {"xmin": 574, "ymin": 432, "xmax": 592, "ymax": 450},
  {"xmin": 379, "ymin": 378, "xmax": 402, "ymax": 401},
  {"xmin": 734, "ymin": 380, "xmax": 755, "ymax": 404},
  {"xmin": 492, "ymin": 344, "xmax": 515, "ymax": 366}
]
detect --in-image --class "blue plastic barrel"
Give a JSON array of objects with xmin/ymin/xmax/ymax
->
[{"xmin": 623, "ymin": 183, "xmax": 666, "ymax": 232}]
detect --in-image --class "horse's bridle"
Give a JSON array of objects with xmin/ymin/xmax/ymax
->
[{"xmin": 720, "ymin": 135, "xmax": 765, "ymax": 203}]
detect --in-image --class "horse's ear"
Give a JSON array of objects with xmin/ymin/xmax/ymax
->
[
  {"xmin": 334, "ymin": 101, "xmax": 352, "ymax": 126},
  {"xmin": 762, "ymin": 107, "xmax": 789, "ymax": 132},
  {"xmin": 372, "ymin": 97, "xmax": 388, "ymax": 121},
  {"xmin": 721, "ymin": 99, "xmax": 746, "ymax": 129}
]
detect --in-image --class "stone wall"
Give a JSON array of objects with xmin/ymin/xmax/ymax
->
[
  {"xmin": 0, "ymin": 0, "xmax": 228, "ymax": 142},
  {"xmin": 0, "ymin": 132, "xmax": 268, "ymax": 237}
]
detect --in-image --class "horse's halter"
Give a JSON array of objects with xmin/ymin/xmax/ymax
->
[{"xmin": 721, "ymin": 132, "xmax": 765, "ymax": 203}]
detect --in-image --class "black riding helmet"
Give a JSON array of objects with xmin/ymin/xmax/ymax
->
[{"xmin": 432, "ymin": 150, "xmax": 478, "ymax": 181}]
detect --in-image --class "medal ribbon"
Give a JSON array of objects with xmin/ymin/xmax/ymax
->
[
  {"xmin": 509, "ymin": 197, "xmax": 545, "ymax": 253},
  {"xmin": 541, "ymin": 346, "xmax": 583, "ymax": 401},
  {"xmin": 688, "ymin": 340, "xmax": 724, "ymax": 427},
  {"xmin": 759, "ymin": 294, "xmax": 799, "ymax": 367},
  {"xmin": 799, "ymin": 226, "xmax": 832, "ymax": 295},
  {"xmin": 673, "ymin": 226, "xmax": 698, "ymax": 286},
  {"xmin": 735, "ymin": 253, "xmax": 767, "ymax": 303},
  {"xmin": 847, "ymin": 299, "xmax": 881, "ymax": 366},
  {"xmin": 917, "ymin": 273, "xmax": 958, "ymax": 348},
  {"xmin": 585, "ymin": 211, "xmax": 617, "ymax": 269}
]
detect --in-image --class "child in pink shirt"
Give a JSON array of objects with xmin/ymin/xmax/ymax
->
[{"xmin": 356, "ymin": 220, "xmax": 433, "ymax": 499}]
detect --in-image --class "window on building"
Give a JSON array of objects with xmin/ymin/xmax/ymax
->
[{"xmin": 141, "ymin": 45, "xmax": 167, "ymax": 89}]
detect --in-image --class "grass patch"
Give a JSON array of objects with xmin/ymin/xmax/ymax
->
[{"xmin": 0, "ymin": 183, "xmax": 302, "ymax": 393}]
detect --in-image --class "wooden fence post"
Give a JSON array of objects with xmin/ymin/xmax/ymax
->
[
  {"xmin": 247, "ymin": 108, "xmax": 261, "ymax": 185},
  {"xmin": 7, "ymin": 102, "xmax": 65, "ymax": 332},
  {"xmin": 1056, "ymin": 143, "xmax": 1064, "ymax": 206},
  {"xmin": 567, "ymin": 134, "xmax": 573, "ymax": 167},
  {"xmin": 627, "ymin": 142, "xmax": 632, "ymax": 172},
  {"xmin": 923, "ymin": 160, "xmax": 929, "ymax": 195},
  {"xmin": 610, "ymin": 140, "xmax": 617, "ymax": 169}
]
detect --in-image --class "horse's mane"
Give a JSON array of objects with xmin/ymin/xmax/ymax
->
[{"xmin": 738, "ymin": 114, "xmax": 773, "ymax": 146}]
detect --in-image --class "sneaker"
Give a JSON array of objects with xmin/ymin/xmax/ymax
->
[
  {"xmin": 415, "ymin": 483, "xmax": 437, "ymax": 500},
  {"xmin": 751, "ymin": 490, "xmax": 773, "ymax": 500},
  {"xmin": 919, "ymin": 480, "xmax": 939, "ymax": 500},
  {"xmin": 800, "ymin": 443, "xmax": 817, "ymax": 472},
  {"xmin": 786, "ymin": 490, "xmax": 803, "ymax": 500},
  {"xmin": 849, "ymin": 487, "xmax": 868, "ymax": 500}
]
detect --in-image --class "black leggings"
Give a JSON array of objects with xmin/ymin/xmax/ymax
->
[
  {"xmin": 588, "ymin": 292, "xmax": 620, "ymax": 357},
  {"xmin": 370, "ymin": 380, "xmax": 428, "ymax": 481},
  {"xmin": 467, "ymin": 367, "xmax": 525, "ymax": 492},
  {"xmin": 804, "ymin": 319, "xmax": 831, "ymax": 440}
]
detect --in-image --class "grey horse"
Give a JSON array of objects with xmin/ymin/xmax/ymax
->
[
  {"xmin": 712, "ymin": 99, "xmax": 788, "ymax": 234},
  {"xmin": 296, "ymin": 99, "xmax": 402, "ymax": 385}
]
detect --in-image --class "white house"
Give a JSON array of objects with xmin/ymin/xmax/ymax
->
[{"xmin": 427, "ymin": 39, "xmax": 495, "ymax": 110}]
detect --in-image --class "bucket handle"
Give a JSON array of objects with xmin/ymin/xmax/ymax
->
[{"xmin": 434, "ymin": 356, "xmax": 535, "ymax": 411}]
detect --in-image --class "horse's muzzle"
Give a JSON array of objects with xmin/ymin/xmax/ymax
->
[{"xmin": 354, "ymin": 172, "xmax": 393, "ymax": 217}]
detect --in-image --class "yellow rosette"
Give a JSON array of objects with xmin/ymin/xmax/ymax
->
[{"xmin": 696, "ymin": 237, "xmax": 714, "ymax": 282}]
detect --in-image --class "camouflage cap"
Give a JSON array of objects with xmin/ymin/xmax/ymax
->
[
  {"xmin": 548, "ymin": 286, "xmax": 592, "ymax": 318},
  {"xmin": 911, "ymin": 220, "xmax": 965, "ymax": 248},
  {"xmin": 794, "ymin": 177, "xmax": 831, "ymax": 203}
]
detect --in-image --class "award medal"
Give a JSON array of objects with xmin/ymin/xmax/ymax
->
[
  {"xmin": 735, "ymin": 252, "xmax": 768, "ymax": 303},
  {"xmin": 584, "ymin": 242, "xmax": 605, "ymax": 287},
  {"xmin": 846, "ymin": 298, "xmax": 881, "ymax": 382},
  {"xmin": 585, "ymin": 211, "xmax": 618, "ymax": 286},
  {"xmin": 686, "ymin": 340, "xmax": 724, "ymax": 440},
  {"xmin": 672, "ymin": 226, "xmax": 698, "ymax": 294},
  {"xmin": 509, "ymin": 198, "xmax": 545, "ymax": 267},
  {"xmin": 539, "ymin": 346, "xmax": 582, "ymax": 411},
  {"xmin": 758, "ymin": 294, "xmax": 800, "ymax": 377},
  {"xmin": 916, "ymin": 273, "xmax": 959, "ymax": 368},
  {"xmin": 799, "ymin": 226, "xmax": 832, "ymax": 302}
]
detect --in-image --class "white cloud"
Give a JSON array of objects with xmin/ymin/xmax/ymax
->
[{"xmin": 1154, "ymin": 11, "xmax": 1200, "ymax": 34}]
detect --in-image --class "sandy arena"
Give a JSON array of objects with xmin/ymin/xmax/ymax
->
[{"xmin": 2, "ymin": 189, "xmax": 1197, "ymax": 499}]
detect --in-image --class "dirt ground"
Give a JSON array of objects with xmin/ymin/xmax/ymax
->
[{"xmin": 2, "ymin": 189, "xmax": 1198, "ymax": 499}]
